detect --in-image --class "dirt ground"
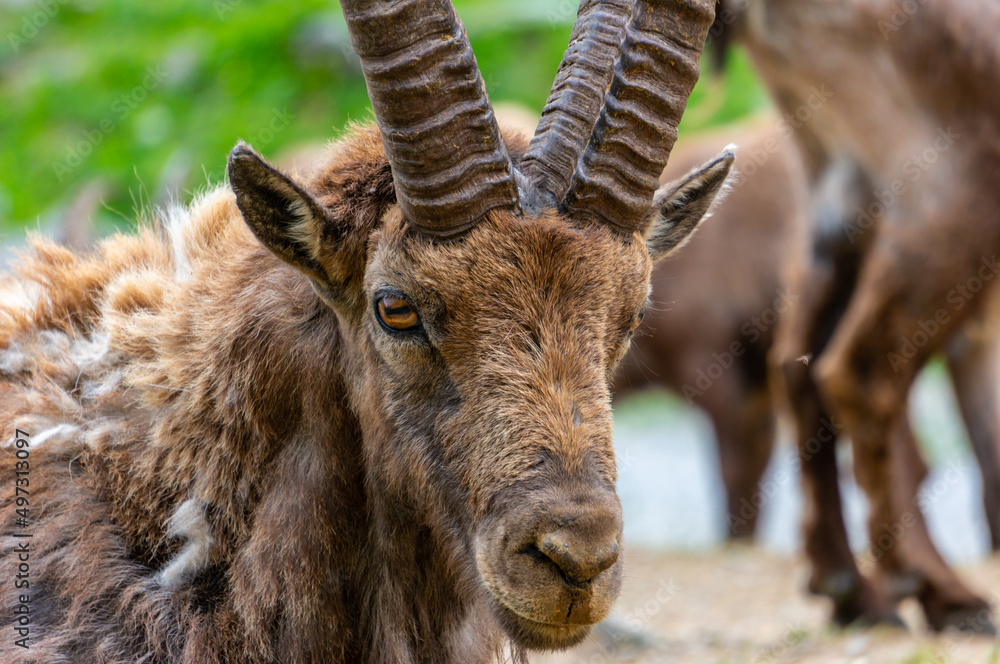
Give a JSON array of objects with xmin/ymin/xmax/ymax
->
[{"xmin": 536, "ymin": 547, "xmax": 1000, "ymax": 664}]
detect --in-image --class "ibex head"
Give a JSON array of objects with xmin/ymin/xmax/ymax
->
[{"xmin": 227, "ymin": 0, "xmax": 730, "ymax": 651}]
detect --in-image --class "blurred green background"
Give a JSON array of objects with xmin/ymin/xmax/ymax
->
[{"xmin": 0, "ymin": 0, "xmax": 769, "ymax": 239}]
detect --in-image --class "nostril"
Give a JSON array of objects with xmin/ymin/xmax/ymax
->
[
  {"xmin": 519, "ymin": 541, "xmax": 550, "ymax": 566},
  {"xmin": 536, "ymin": 530, "xmax": 619, "ymax": 586}
]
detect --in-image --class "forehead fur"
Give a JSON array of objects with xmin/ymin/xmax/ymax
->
[
  {"xmin": 304, "ymin": 122, "xmax": 653, "ymax": 339},
  {"xmin": 372, "ymin": 209, "xmax": 649, "ymax": 312}
]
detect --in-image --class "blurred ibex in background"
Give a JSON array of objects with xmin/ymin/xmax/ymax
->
[
  {"xmin": 620, "ymin": 120, "xmax": 1000, "ymax": 548},
  {"xmin": 614, "ymin": 120, "xmax": 806, "ymax": 539},
  {"xmin": 719, "ymin": 0, "xmax": 1000, "ymax": 633},
  {"xmin": 0, "ymin": 0, "xmax": 734, "ymax": 661}
]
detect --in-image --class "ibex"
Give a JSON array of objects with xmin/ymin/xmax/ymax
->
[
  {"xmin": 0, "ymin": 1, "xmax": 734, "ymax": 661},
  {"xmin": 614, "ymin": 119, "xmax": 806, "ymax": 539},
  {"xmin": 719, "ymin": 0, "xmax": 1000, "ymax": 632},
  {"xmin": 618, "ymin": 119, "xmax": 1000, "ymax": 547}
]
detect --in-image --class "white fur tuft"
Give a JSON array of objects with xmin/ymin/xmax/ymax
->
[
  {"xmin": 0, "ymin": 344, "xmax": 29, "ymax": 375},
  {"xmin": 165, "ymin": 204, "xmax": 194, "ymax": 281},
  {"xmin": 157, "ymin": 498, "xmax": 216, "ymax": 589},
  {"xmin": 69, "ymin": 332, "xmax": 110, "ymax": 370},
  {"xmin": 31, "ymin": 423, "xmax": 80, "ymax": 447},
  {"xmin": 0, "ymin": 278, "xmax": 41, "ymax": 315}
]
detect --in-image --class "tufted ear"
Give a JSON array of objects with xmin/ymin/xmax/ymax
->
[
  {"xmin": 642, "ymin": 147, "xmax": 736, "ymax": 263},
  {"xmin": 227, "ymin": 142, "xmax": 332, "ymax": 284}
]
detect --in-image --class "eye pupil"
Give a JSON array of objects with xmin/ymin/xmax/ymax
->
[
  {"xmin": 377, "ymin": 296, "xmax": 420, "ymax": 331},
  {"xmin": 382, "ymin": 297, "xmax": 409, "ymax": 315}
]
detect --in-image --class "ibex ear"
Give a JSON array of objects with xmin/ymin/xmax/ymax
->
[
  {"xmin": 643, "ymin": 147, "xmax": 736, "ymax": 263},
  {"xmin": 227, "ymin": 143, "xmax": 331, "ymax": 284}
]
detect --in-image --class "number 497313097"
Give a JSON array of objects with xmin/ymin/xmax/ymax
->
[{"xmin": 14, "ymin": 429, "xmax": 30, "ymax": 526}]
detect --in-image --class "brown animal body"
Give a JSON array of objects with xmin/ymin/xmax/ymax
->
[
  {"xmin": 617, "ymin": 118, "xmax": 1000, "ymax": 547},
  {"xmin": 614, "ymin": 119, "xmax": 806, "ymax": 539},
  {"xmin": 0, "ymin": 1, "xmax": 734, "ymax": 661},
  {"xmin": 722, "ymin": 0, "xmax": 1000, "ymax": 632}
]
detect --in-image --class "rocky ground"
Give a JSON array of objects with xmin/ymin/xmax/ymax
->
[{"xmin": 536, "ymin": 547, "xmax": 1000, "ymax": 664}]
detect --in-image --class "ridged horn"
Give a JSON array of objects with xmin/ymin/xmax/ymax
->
[
  {"xmin": 561, "ymin": 0, "xmax": 716, "ymax": 233},
  {"xmin": 340, "ymin": 0, "xmax": 520, "ymax": 237},
  {"xmin": 519, "ymin": 0, "xmax": 633, "ymax": 209}
]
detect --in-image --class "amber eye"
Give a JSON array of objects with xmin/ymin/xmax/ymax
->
[
  {"xmin": 376, "ymin": 296, "xmax": 421, "ymax": 332},
  {"xmin": 632, "ymin": 309, "xmax": 646, "ymax": 330}
]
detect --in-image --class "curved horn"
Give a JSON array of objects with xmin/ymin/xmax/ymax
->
[
  {"xmin": 340, "ymin": 0, "xmax": 519, "ymax": 237},
  {"xmin": 561, "ymin": 0, "xmax": 716, "ymax": 233},
  {"xmin": 519, "ymin": 0, "xmax": 633, "ymax": 209}
]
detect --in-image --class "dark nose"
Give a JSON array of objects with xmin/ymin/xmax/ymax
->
[{"xmin": 536, "ymin": 515, "xmax": 620, "ymax": 585}]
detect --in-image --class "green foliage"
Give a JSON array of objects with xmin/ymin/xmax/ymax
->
[{"xmin": 0, "ymin": 0, "xmax": 769, "ymax": 237}]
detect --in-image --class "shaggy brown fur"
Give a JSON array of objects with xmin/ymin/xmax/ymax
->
[
  {"xmin": 0, "ymin": 120, "xmax": 733, "ymax": 662},
  {"xmin": 722, "ymin": 0, "xmax": 1000, "ymax": 633}
]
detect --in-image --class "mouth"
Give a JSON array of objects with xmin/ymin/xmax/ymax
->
[
  {"xmin": 477, "ymin": 544, "xmax": 621, "ymax": 651},
  {"xmin": 474, "ymin": 482, "xmax": 626, "ymax": 650},
  {"xmin": 492, "ymin": 600, "xmax": 593, "ymax": 650}
]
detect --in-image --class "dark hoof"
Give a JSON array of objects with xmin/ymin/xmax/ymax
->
[
  {"xmin": 724, "ymin": 532, "xmax": 756, "ymax": 545},
  {"xmin": 835, "ymin": 602, "xmax": 906, "ymax": 630},
  {"xmin": 810, "ymin": 570, "xmax": 904, "ymax": 629},
  {"xmin": 725, "ymin": 520, "xmax": 757, "ymax": 541},
  {"xmin": 924, "ymin": 603, "xmax": 997, "ymax": 635}
]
